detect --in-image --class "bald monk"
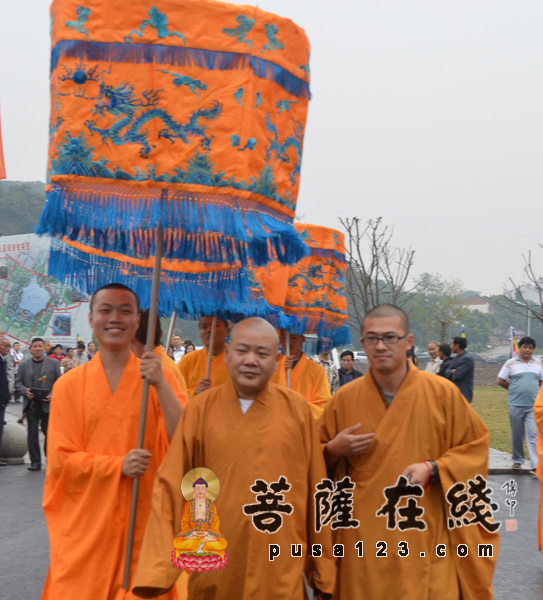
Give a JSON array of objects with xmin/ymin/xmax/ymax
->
[
  {"xmin": 320, "ymin": 304, "xmax": 498, "ymax": 599},
  {"xmin": 178, "ymin": 316, "xmax": 230, "ymax": 398},
  {"xmin": 42, "ymin": 284, "xmax": 187, "ymax": 600},
  {"xmin": 272, "ymin": 332, "xmax": 331, "ymax": 417},
  {"xmin": 132, "ymin": 309, "xmax": 187, "ymax": 390},
  {"xmin": 533, "ymin": 385, "xmax": 543, "ymax": 554},
  {"xmin": 133, "ymin": 317, "xmax": 335, "ymax": 599}
]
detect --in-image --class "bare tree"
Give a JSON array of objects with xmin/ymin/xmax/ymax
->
[
  {"xmin": 502, "ymin": 248, "xmax": 543, "ymax": 326},
  {"xmin": 339, "ymin": 217, "xmax": 415, "ymax": 331}
]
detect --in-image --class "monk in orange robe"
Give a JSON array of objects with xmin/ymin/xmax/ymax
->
[
  {"xmin": 534, "ymin": 386, "xmax": 543, "ymax": 553},
  {"xmin": 133, "ymin": 317, "xmax": 335, "ymax": 599},
  {"xmin": 42, "ymin": 284, "xmax": 187, "ymax": 600},
  {"xmin": 320, "ymin": 304, "xmax": 498, "ymax": 599},
  {"xmin": 272, "ymin": 332, "xmax": 331, "ymax": 417},
  {"xmin": 132, "ymin": 309, "xmax": 187, "ymax": 390},
  {"xmin": 179, "ymin": 316, "xmax": 230, "ymax": 398}
]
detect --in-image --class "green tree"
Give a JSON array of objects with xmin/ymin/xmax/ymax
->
[
  {"xmin": 407, "ymin": 273, "xmax": 466, "ymax": 345},
  {"xmin": 460, "ymin": 310, "xmax": 495, "ymax": 352},
  {"xmin": 0, "ymin": 181, "xmax": 46, "ymax": 235}
]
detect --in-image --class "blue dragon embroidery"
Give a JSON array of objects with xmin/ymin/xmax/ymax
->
[
  {"xmin": 298, "ymin": 229, "xmax": 316, "ymax": 245},
  {"xmin": 288, "ymin": 272, "xmax": 328, "ymax": 292},
  {"xmin": 85, "ymin": 81, "xmax": 222, "ymax": 157},
  {"xmin": 286, "ymin": 265, "xmax": 346, "ymax": 309},
  {"xmin": 65, "ymin": 6, "xmax": 92, "ymax": 40},
  {"xmin": 231, "ymin": 135, "xmax": 257, "ymax": 151},
  {"xmin": 234, "ymin": 88, "xmax": 244, "ymax": 107},
  {"xmin": 298, "ymin": 63, "xmax": 310, "ymax": 78},
  {"xmin": 254, "ymin": 92, "xmax": 262, "ymax": 109},
  {"xmin": 157, "ymin": 69, "xmax": 207, "ymax": 95},
  {"xmin": 276, "ymin": 100, "xmax": 298, "ymax": 114},
  {"xmin": 260, "ymin": 24, "xmax": 284, "ymax": 54},
  {"xmin": 265, "ymin": 115, "xmax": 304, "ymax": 186},
  {"xmin": 222, "ymin": 15, "xmax": 254, "ymax": 48},
  {"xmin": 125, "ymin": 7, "xmax": 186, "ymax": 44}
]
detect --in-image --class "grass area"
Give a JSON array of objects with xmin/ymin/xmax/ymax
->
[{"xmin": 471, "ymin": 386, "xmax": 514, "ymax": 453}]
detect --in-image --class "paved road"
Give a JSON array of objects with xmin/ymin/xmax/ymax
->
[
  {"xmin": 1, "ymin": 465, "xmax": 48, "ymax": 600},
  {"xmin": 491, "ymin": 473, "xmax": 543, "ymax": 600}
]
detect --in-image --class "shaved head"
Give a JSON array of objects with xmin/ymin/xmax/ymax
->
[
  {"xmin": 230, "ymin": 318, "xmax": 279, "ymax": 351},
  {"xmin": 363, "ymin": 304, "xmax": 410, "ymax": 334},
  {"xmin": 226, "ymin": 318, "xmax": 280, "ymax": 399}
]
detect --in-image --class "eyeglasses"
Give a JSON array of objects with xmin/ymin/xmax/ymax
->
[{"xmin": 361, "ymin": 334, "xmax": 408, "ymax": 346}]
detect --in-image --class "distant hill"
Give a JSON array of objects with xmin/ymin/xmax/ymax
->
[{"xmin": 0, "ymin": 181, "xmax": 46, "ymax": 235}]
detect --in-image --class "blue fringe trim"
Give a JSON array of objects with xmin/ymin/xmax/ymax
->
[
  {"xmin": 51, "ymin": 40, "xmax": 310, "ymax": 100},
  {"xmin": 284, "ymin": 317, "xmax": 351, "ymax": 348},
  {"xmin": 296, "ymin": 327, "xmax": 352, "ymax": 356},
  {"xmin": 36, "ymin": 184, "xmax": 308, "ymax": 266},
  {"xmin": 308, "ymin": 247, "xmax": 345, "ymax": 263},
  {"xmin": 48, "ymin": 239, "xmax": 295, "ymax": 321}
]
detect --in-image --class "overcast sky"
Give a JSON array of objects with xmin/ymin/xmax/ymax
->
[{"xmin": 0, "ymin": 0, "xmax": 541, "ymax": 295}]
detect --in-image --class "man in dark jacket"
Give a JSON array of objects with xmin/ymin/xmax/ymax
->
[
  {"xmin": 444, "ymin": 337, "xmax": 475, "ymax": 402},
  {"xmin": 437, "ymin": 343, "xmax": 454, "ymax": 378},
  {"xmin": 338, "ymin": 350, "xmax": 364, "ymax": 387},
  {"xmin": 0, "ymin": 336, "xmax": 12, "ymax": 465},
  {"xmin": 16, "ymin": 337, "xmax": 61, "ymax": 470}
]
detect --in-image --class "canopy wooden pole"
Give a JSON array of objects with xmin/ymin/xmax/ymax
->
[
  {"xmin": 123, "ymin": 220, "xmax": 164, "ymax": 590},
  {"xmin": 205, "ymin": 316, "xmax": 217, "ymax": 378},
  {"xmin": 286, "ymin": 331, "xmax": 291, "ymax": 389},
  {"xmin": 166, "ymin": 312, "xmax": 177, "ymax": 351}
]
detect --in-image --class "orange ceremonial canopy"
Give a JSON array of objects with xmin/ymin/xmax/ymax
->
[
  {"xmin": 38, "ymin": 0, "xmax": 311, "ymax": 269},
  {"xmin": 251, "ymin": 224, "xmax": 351, "ymax": 345}
]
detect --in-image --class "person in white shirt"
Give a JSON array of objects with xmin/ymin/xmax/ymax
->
[
  {"xmin": 498, "ymin": 336, "xmax": 543, "ymax": 474},
  {"xmin": 425, "ymin": 340, "xmax": 442, "ymax": 375},
  {"xmin": 172, "ymin": 334, "xmax": 185, "ymax": 364},
  {"xmin": 75, "ymin": 342, "xmax": 89, "ymax": 365}
]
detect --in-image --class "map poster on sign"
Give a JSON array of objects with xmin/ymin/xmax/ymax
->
[{"xmin": 0, "ymin": 234, "xmax": 92, "ymax": 350}]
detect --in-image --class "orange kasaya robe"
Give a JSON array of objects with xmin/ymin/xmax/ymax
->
[
  {"xmin": 319, "ymin": 363, "xmax": 498, "ymax": 600},
  {"xmin": 154, "ymin": 346, "xmax": 187, "ymax": 391},
  {"xmin": 133, "ymin": 379, "xmax": 336, "ymax": 599},
  {"xmin": 533, "ymin": 386, "xmax": 543, "ymax": 553},
  {"xmin": 272, "ymin": 353, "xmax": 331, "ymax": 417},
  {"xmin": 42, "ymin": 352, "xmax": 187, "ymax": 600},
  {"xmin": 178, "ymin": 347, "xmax": 229, "ymax": 399}
]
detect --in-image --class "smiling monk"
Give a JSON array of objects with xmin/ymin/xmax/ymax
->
[{"xmin": 42, "ymin": 283, "xmax": 187, "ymax": 600}]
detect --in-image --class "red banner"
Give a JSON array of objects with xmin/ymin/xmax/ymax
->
[{"xmin": 0, "ymin": 105, "xmax": 6, "ymax": 179}]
